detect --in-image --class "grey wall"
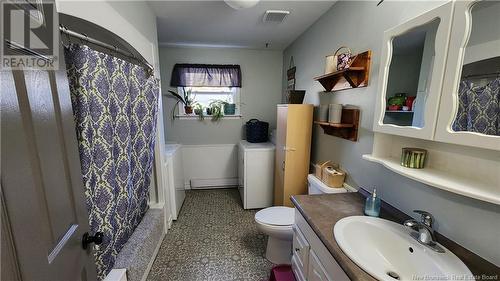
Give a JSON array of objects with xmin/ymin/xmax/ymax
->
[
  {"xmin": 160, "ymin": 47, "xmax": 283, "ymax": 145},
  {"xmin": 283, "ymin": 1, "xmax": 500, "ymax": 265}
]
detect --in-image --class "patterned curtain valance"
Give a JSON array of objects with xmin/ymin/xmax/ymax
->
[{"xmin": 170, "ymin": 64, "xmax": 242, "ymax": 87}]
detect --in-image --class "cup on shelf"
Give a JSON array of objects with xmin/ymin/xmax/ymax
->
[
  {"xmin": 318, "ymin": 105, "xmax": 329, "ymax": 122},
  {"xmin": 328, "ymin": 104, "xmax": 343, "ymax": 123}
]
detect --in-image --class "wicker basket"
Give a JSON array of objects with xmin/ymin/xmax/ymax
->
[
  {"xmin": 313, "ymin": 161, "xmax": 331, "ymax": 179},
  {"xmin": 321, "ymin": 164, "xmax": 346, "ymax": 188}
]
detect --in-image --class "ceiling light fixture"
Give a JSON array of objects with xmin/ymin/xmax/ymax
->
[{"xmin": 224, "ymin": 0, "xmax": 260, "ymax": 10}]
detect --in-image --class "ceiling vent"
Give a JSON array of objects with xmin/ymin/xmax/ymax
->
[{"xmin": 263, "ymin": 10, "xmax": 290, "ymax": 23}]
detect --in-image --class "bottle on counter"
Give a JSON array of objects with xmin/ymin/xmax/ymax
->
[{"xmin": 364, "ymin": 188, "xmax": 381, "ymax": 217}]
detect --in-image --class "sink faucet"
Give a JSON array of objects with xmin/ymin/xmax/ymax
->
[{"xmin": 404, "ymin": 210, "xmax": 444, "ymax": 253}]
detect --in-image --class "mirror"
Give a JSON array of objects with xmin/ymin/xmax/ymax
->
[
  {"xmin": 383, "ymin": 18, "xmax": 440, "ymax": 128},
  {"xmin": 451, "ymin": 1, "xmax": 500, "ymax": 136}
]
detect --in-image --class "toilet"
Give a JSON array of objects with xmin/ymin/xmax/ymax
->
[{"xmin": 255, "ymin": 174, "xmax": 354, "ymax": 264}]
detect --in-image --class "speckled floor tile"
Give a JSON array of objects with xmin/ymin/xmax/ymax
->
[{"xmin": 147, "ymin": 189, "xmax": 274, "ymax": 281}]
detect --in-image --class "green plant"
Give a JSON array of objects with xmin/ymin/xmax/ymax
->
[
  {"xmin": 194, "ymin": 103, "xmax": 205, "ymax": 120},
  {"xmin": 165, "ymin": 87, "xmax": 197, "ymax": 119},
  {"xmin": 209, "ymin": 100, "xmax": 224, "ymax": 122}
]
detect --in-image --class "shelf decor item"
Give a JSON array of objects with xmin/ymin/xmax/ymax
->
[
  {"xmin": 286, "ymin": 90, "xmax": 306, "ymax": 104},
  {"xmin": 314, "ymin": 160, "xmax": 331, "ymax": 179},
  {"xmin": 335, "ymin": 46, "xmax": 354, "ymax": 70},
  {"xmin": 328, "ymin": 104, "xmax": 343, "ymax": 123},
  {"xmin": 321, "ymin": 163, "xmax": 346, "ymax": 188},
  {"xmin": 401, "ymin": 148, "xmax": 427, "ymax": 169}
]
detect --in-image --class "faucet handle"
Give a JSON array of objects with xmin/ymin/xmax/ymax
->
[{"xmin": 413, "ymin": 210, "xmax": 433, "ymax": 227}]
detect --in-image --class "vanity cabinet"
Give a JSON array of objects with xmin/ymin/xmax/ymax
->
[
  {"xmin": 292, "ymin": 209, "xmax": 350, "ymax": 281},
  {"xmin": 373, "ymin": 0, "xmax": 499, "ymax": 150}
]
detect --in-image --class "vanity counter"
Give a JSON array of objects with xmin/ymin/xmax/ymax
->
[{"xmin": 291, "ymin": 192, "xmax": 499, "ymax": 280}]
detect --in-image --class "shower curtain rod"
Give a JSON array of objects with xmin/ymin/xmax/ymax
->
[{"xmin": 59, "ymin": 25, "xmax": 154, "ymax": 74}]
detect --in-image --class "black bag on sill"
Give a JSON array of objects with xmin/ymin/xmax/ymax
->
[{"xmin": 246, "ymin": 119, "xmax": 269, "ymax": 143}]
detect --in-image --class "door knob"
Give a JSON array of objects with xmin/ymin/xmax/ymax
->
[{"xmin": 82, "ymin": 232, "xmax": 104, "ymax": 249}]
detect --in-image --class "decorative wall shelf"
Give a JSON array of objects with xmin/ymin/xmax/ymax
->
[
  {"xmin": 362, "ymin": 154, "xmax": 500, "ymax": 205},
  {"xmin": 314, "ymin": 108, "xmax": 360, "ymax": 141},
  {"xmin": 363, "ymin": 133, "xmax": 500, "ymax": 205},
  {"xmin": 314, "ymin": 50, "xmax": 372, "ymax": 92}
]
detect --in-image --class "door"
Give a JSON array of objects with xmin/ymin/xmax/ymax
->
[
  {"xmin": 1, "ymin": 66, "xmax": 98, "ymax": 280},
  {"xmin": 372, "ymin": 2, "xmax": 454, "ymax": 140},
  {"xmin": 282, "ymin": 104, "xmax": 313, "ymax": 207},
  {"xmin": 435, "ymin": 0, "xmax": 500, "ymax": 151},
  {"xmin": 274, "ymin": 105, "xmax": 288, "ymax": 205},
  {"xmin": 238, "ymin": 144, "xmax": 245, "ymax": 207}
]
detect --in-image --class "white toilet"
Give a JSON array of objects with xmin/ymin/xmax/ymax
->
[{"xmin": 255, "ymin": 174, "xmax": 354, "ymax": 264}]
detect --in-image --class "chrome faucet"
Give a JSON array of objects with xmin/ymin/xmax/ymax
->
[{"xmin": 404, "ymin": 210, "xmax": 444, "ymax": 253}]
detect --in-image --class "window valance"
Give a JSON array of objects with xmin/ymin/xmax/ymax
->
[{"xmin": 170, "ymin": 64, "xmax": 242, "ymax": 87}]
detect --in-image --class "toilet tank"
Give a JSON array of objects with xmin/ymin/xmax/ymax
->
[{"xmin": 307, "ymin": 174, "xmax": 355, "ymax": 195}]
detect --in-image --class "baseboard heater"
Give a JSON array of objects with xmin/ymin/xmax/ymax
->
[{"xmin": 190, "ymin": 178, "xmax": 238, "ymax": 189}]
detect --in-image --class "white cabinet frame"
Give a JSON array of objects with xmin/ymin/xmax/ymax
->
[
  {"xmin": 373, "ymin": 2, "xmax": 454, "ymax": 140},
  {"xmin": 435, "ymin": 0, "xmax": 500, "ymax": 151}
]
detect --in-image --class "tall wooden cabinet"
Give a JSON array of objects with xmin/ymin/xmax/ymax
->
[{"xmin": 274, "ymin": 104, "xmax": 314, "ymax": 207}]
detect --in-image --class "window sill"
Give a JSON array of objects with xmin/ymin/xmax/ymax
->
[{"xmin": 174, "ymin": 115, "xmax": 242, "ymax": 120}]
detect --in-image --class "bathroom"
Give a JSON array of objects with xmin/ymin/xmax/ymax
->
[{"xmin": 1, "ymin": 1, "xmax": 499, "ymax": 281}]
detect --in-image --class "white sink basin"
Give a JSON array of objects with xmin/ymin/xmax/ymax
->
[{"xmin": 333, "ymin": 216, "xmax": 473, "ymax": 281}]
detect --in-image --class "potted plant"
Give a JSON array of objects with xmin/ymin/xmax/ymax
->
[
  {"xmin": 194, "ymin": 103, "xmax": 204, "ymax": 120},
  {"xmin": 209, "ymin": 100, "xmax": 224, "ymax": 122},
  {"xmin": 223, "ymin": 102, "xmax": 236, "ymax": 115},
  {"xmin": 165, "ymin": 87, "xmax": 196, "ymax": 119}
]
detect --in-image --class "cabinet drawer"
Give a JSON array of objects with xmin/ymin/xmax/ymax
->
[
  {"xmin": 292, "ymin": 254, "xmax": 307, "ymax": 281},
  {"xmin": 308, "ymin": 250, "xmax": 332, "ymax": 281},
  {"xmin": 292, "ymin": 225, "xmax": 310, "ymax": 272}
]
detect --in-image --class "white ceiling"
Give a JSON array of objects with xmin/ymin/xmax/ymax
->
[{"xmin": 148, "ymin": 1, "xmax": 336, "ymax": 50}]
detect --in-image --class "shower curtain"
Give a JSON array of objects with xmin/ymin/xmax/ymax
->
[
  {"xmin": 64, "ymin": 44, "xmax": 159, "ymax": 279},
  {"xmin": 452, "ymin": 78, "xmax": 499, "ymax": 136}
]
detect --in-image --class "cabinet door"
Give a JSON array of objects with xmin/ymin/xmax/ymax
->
[
  {"xmin": 373, "ymin": 2, "xmax": 453, "ymax": 140},
  {"xmin": 435, "ymin": 0, "xmax": 500, "ymax": 151},
  {"xmin": 282, "ymin": 105, "xmax": 313, "ymax": 207},
  {"xmin": 238, "ymin": 145, "xmax": 245, "ymax": 207},
  {"xmin": 274, "ymin": 105, "xmax": 288, "ymax": 205},
  {"xmin": 308, "ymin": 250, "xmax": 332, "ymax": 281},
  {"xmin": 292, "ymin": 226, "xmax": 310, "ymax": 276}
]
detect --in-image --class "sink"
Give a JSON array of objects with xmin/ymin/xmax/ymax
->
[{"xmin": 333, "ymin": 216, "xmax": 473, "ymax": 281}]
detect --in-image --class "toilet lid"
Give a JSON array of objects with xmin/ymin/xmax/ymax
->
[{"xmin": 255, "ymin": 206, "xmax": 295, "ymax": 226}]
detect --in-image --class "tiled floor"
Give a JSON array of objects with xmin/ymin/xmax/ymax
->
[{"xmin": 147, "ymin": 188, "xmax": 274, "ymax": 281}]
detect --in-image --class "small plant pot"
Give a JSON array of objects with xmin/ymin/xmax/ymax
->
[
  {"xmin": 184, "ymin": 105, "xmax": 193, "ymax": 114},
  {"xmin": 224, "ymin": 103, "xmax": 236, "ymax": 115}
]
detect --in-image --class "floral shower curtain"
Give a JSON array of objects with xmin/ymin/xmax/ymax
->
[{"xmin": 64, "ymin": 44, "xmax": 159, "ymax": 279}]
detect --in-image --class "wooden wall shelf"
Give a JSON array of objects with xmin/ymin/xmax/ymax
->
[
  {"xmin": 314, "ymin": 108, "xmax": 360, "ymax": 141},
  {"xmin": 314, "ymin": 50, "xmax": 372, "ymax": 92}
]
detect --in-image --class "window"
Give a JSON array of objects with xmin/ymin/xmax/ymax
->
[{"xmin": 177, "ymin": 86, "xmax": 240, "ymax": 116}]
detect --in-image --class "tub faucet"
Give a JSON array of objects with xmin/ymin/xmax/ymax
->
[{"xmin": 403, "ymin": 210, "xmax": 445, "ymax": 253}]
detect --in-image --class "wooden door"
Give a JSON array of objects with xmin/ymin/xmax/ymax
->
[
  {"xmin": 1, "ymin": 66, "xmax": 98, "ymax": 280},
  {"xmin": 282, "ymin": 105, "xmax": 313, "ymax": 207},
  {"xmin": 274, "ymin": 105, "xmax": 288, "ymax": 205}
]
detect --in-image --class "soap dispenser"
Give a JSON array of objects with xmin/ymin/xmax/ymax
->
[{"xmin": 364, "ymin": 188, "xmax": 381, "ymax": 217}]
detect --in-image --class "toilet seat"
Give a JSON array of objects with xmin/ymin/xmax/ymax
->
[{"xmin": 255, "ymin": 206, "xmax": 294, "ymax": 226}]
